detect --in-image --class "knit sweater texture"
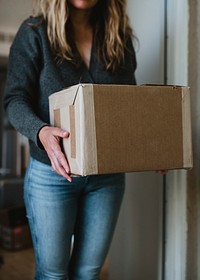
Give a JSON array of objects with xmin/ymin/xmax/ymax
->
[{"xmin": 4, "ymin": 17, "xmax": 137, "ymax": 166}]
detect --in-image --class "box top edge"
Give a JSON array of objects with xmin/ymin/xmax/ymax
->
[{"xmin": 49, "ymin": 83, "xmax": 190, "ymax": 100}]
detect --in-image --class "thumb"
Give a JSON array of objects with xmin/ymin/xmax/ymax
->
[{"xmin": 53, "ymin": 128, "xmax": 70, "ymax": 138}]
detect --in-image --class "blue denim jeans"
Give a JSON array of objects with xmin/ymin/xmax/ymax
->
[{"xmin": 24, "ymin": 157, "xmax": 125, "ymax": 280}]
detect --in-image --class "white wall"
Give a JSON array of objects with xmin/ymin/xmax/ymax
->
[
  {"xmin": 0, "ymin": 0, "xmax": 32, "ymax": 28},
  {"xmin": 108, "ymin": 1, "xmax": 165, "ymax": 279},
  {"xmin": 128, "ymin": 0, "xmax": 165, "ymax": 85},
  {"xmin": 0, "ymin": 0, "xmax": 32, "ymax": 57}
]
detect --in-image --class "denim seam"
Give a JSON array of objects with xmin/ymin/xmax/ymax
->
[{"xmin": 26, "ymin": 159, "xmax": 43, "ymax": 280}]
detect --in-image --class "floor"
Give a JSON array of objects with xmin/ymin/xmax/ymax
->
[
  {"xmin": 0, "ymin": 247, "xmax": 35, "ymax": 280},
  {"xmin": 0, "ymin": 247, "xmax": 109, "ymax": 280}
]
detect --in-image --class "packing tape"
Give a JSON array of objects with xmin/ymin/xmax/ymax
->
[
  {"xmin": 69, "ymin": 105, "xmax": 76, "ymax": 158},
  {"xmin": 54, "ymin": 109, "xmax": 61, "ymax": 128}
]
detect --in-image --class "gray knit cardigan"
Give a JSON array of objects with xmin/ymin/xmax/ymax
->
[{"xmin": 4, "ymin": 17, "xmax": 137, "ymax": 166}]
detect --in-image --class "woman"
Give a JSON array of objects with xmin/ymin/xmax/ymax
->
[{"xmin": 4, "ymin": 0, "xmax": 137, "ymax": 279}]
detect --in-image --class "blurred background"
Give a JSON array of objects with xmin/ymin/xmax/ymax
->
[{"xmin": 0, "ymin": 0, "xmax": 200, "ymax": 280}]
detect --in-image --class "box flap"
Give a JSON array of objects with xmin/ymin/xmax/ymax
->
[
  {"xmin": 181, "ymin": 87, "xmax": 193, "ymax": 168},
  {"xmin": 81, "ymin": 84, "xmax": 98, "ymax": 175}
]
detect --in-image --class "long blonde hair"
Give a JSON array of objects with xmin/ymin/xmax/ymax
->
[{"xmin": 33, "ymin": 0, "xmax": 134, "ymax": 72}]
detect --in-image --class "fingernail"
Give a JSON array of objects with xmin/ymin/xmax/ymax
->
[{"xmin": 66, "ymin": 168, "xmax": 70, "ymax": 174}]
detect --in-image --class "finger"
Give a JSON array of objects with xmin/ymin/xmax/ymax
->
[
  {"xmin": 57, "ymin": 165, "xmax": 72, "ymax": 182},
  {"xmin": 52, "ymin": 148, "xmax": 71, "ymax": 174},
  {"xmin": 53, "ymin": 128, "xmax": 70, "ymax": 139},
  {"xmin": 51, "ymin": 158, "xmax": 72, "ymax": 182},
  {"xmin": 156, "ymin": 170, "xmax": 168, "ymax": 175},
  {"xmin": 59, "ymin": 154, "xmax": 71, "ymax": 174},
  {"xmin": 50, "ymin": 151, "xmax": 72, "ymax": 182},
  {"xmin": 159, "ymin": 170, "xmax": 168, "ymax": 174}
]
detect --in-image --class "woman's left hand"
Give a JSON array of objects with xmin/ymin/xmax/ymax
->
[{"xmin": 38, "ymin": 126, "xmax": 72, "ymax": 182}]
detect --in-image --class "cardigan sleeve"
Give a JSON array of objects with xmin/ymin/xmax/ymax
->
[{"xmin": 4, "ymin": 18, "xmax": 48, "ymax": 146}]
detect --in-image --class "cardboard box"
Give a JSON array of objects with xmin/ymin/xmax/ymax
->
[
  {"xmin": 0, "ymin": 207, "xmax": 32, "ymax": 250},
  {"xmin": 49, "ymin": 84, "xmax": 193, "ymax": 176}
]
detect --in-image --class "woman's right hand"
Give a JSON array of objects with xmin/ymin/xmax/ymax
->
[{"xmin": 38, "ymin": 126, "xmax": 72, "ymax": 182}]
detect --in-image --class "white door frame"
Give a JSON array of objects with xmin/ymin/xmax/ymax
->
[{"xmin": 165, "ymin": 0, "xmax": 189, "ymax": 279}]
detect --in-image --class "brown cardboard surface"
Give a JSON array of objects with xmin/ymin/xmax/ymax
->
[
  {"xmin": 93, "ymin": 85, "xmax": 183, "ymax": 173},
  {"xmin": 49, "ymin": 84, "xmax": 193, "ymax": 175}
]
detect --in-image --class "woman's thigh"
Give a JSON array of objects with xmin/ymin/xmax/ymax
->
[
  {"xmin": 24, "ymin": 158, "xmax": 85, "ymax": 279},
  {"xmin": 69, "ymin": 173, "xmax": 125, "ymax": 280}
]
